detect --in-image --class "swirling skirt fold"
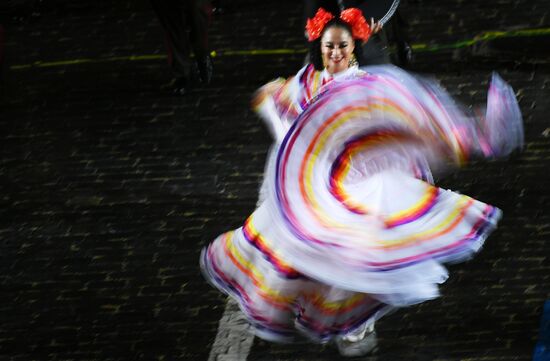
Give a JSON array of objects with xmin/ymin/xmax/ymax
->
[{"xmin": 201, "ymin": 65, "xmax": 522, "ymax": 343}]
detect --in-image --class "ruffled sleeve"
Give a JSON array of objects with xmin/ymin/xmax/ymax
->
[{"xmin": 252, "ymin": 64, "xmax": 321, "ymax": 141}]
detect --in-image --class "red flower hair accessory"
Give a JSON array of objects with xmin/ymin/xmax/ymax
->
[
  {"xmin": 306, "ymin": 7, "xmax": 372, "ymax": 42},
  {"xmin": 340, "ymin": 8, "xmax": 372, "ymax": 42},
  {"xmin": 306, "ymin": 8, "xmax": 335, "ymax": 42}
]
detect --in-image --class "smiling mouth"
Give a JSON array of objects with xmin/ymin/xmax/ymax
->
[{"xmin": 331, "ymin": 58, "xmax": 343, "ymax": 63}]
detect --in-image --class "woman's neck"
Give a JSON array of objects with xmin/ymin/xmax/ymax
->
[
  {"xmin": 324, "ymin": 65, "xmax": 356, "ymax": 77},
  {"xmin": 326, "ymin": 67, "xmax": 349, "ymax": 76}
]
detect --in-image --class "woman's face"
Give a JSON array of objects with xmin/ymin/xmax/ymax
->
[{"xmin": 320, "ymin": 26, "xmax": 355, "ymax": 75}]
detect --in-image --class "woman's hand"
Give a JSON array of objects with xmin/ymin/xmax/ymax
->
[
  {"xmin": 251, "ymin": 78, "xmax": 284, "ymax": 108},
  {"xmin": 370, "ymin": 18, "xmax": 383, "ymax": 34},
  {"xmin": 262, "ymin": 79, "xmax": 284, "ymax": 96}
]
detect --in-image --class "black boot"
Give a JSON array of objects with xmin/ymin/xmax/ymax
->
[{"xmin": 172, "ymin": 76, "xmax": 190, "ymax": 96}]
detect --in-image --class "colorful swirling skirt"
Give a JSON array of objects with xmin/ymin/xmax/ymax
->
[{"xmin": 201, "ymin": 65, "xmax": 523, "ymax": 343}]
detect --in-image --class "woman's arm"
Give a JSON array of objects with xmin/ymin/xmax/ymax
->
[{"xmin": 252, "ymin": 65, "xmax": 314, "ymax": 141}]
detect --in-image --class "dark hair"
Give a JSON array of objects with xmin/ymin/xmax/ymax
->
[{"xmin": 309, "ymin": 18, "xmax": 366, "ymax": 71}]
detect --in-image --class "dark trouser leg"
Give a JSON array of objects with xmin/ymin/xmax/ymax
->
[
  {"xmin": 186, "ymin": 0, "xmax": 212, "ymax": 83},
  {"xmin": 150, "ymin": 0, "xmax": 193, "ymax": 81},
  {"xmin": 385, "ymin": 9, "xmax": 413, "ymax": 66},
  {"xmin": 0, "ymin": 24, "xmax": 4, "ymax": 84},
  {"xmin": 186, "ymin": 0, "xmax": 211, "ymax": 59}
]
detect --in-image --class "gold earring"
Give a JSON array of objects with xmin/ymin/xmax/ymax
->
[{"xmin": 349, "ymin": 53, "xmax": 358, "ymax": 67}]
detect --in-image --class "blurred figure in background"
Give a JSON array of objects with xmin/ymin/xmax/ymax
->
[
  {"xmin": 386, "ymin": 7, "xmax": 412, "ymax": 66},
  {"xmin": 0, "ymin": 0, "xmax": 44, "ymax": 85},
  {"xmin": 0, "ymin": 24, "xmax": 4, "ymax": 84},
  {"xmin": 150, "ymin": 0, "xmax": 213, "ymax": 96}
]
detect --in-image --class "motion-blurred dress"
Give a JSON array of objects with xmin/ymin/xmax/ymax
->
[{"xmin": 201, "ymin": 64, "xmax": 523, "ymax": 343}]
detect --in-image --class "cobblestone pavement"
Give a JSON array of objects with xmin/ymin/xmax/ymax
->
[{"xmin": 0, "ymin": 0, "xmax": 549, "ymax": 360}]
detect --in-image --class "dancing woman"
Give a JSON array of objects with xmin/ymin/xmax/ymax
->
[{"xmin": 201, "ymin": 8, "xmax": 523, "ymax": 357}]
